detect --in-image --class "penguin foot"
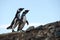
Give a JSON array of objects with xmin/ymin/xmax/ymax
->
[{"xmin": 12, "ymin": 30, "xmax": 15, "ymax": 32}]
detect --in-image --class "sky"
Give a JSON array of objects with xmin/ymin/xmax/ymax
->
[{"xmin": 0, "ymin": 0, "xmax": 60, "ymax": 34}]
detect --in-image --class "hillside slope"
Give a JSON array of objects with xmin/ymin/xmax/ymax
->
[{"xmin": 0, "ymin": 21, "xmax": 60, "ymax": 40}]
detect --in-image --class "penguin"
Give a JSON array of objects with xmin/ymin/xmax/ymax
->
[
  {"xmin": 7, "ymin": 8, "xmax": 24, "ymax": 32},
  {"xmin": 17, "ymin": 10, "xmax": 29, "ymax": 31}
]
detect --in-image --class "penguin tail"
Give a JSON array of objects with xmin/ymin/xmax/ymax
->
[{"xmin": 7, "ymin": 26, "xmax": 12, "ymax": 29}]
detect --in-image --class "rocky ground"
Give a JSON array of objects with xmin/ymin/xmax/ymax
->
[{"xmin": 0, "ymin": 21, "xmax": 60, "ymax": 40}]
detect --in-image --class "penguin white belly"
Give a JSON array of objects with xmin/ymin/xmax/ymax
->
[{"xmin": 23, "ymin": 16, "xmax": 26, "ymax": 23}]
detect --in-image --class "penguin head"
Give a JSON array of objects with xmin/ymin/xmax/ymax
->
[
  {"xmin": 17, "ymin": 8, "xmax": 24, "ymax": 14},
  {"xmin": 19, "ymin": 8, "xmax": 24, "ymax": 11},
  {"xmin": 22, "ymin": 10, "xmax": 29, "ymax": 16}
]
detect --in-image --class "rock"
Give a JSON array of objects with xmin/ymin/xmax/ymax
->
[
  {"xmin": 0, "ymin": 21, "xmax": 60, "ymax": 40},
  {"xmin": 26, "ymin": 26, "xmax": 35, "ymax": 31}
]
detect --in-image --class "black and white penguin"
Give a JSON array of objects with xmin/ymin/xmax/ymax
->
[
  {"xmin": 7, "ymin": 8, "xmax": 24, "ymax": 32},
  {"xmin": 17, "ymin": 10, "xmax": 29, "ymax": 31}
]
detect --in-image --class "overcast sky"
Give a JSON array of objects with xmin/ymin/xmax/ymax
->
[{"xmin": 0, "ymin": 0, "xmax": 60, "ymax": 34}]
